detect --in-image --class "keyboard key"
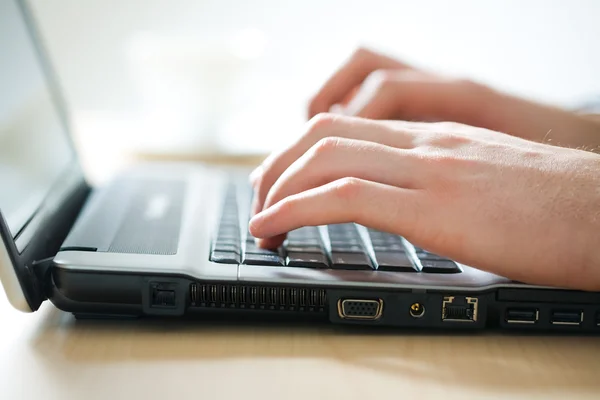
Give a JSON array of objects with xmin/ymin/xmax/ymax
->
[
  {"xmin": 328, "ymin": 224, "xmax": 359, "ymax": 234},
  {"xmin": 217, "ymin": 232, "xmax": 239, "ymax": 241},
  {"xmin": 218, "ymin": 221, "xmax": 239, "ymax": 230},
  {"xmin": 243, "ymin": 253, "xmax": 284, "ymax": 266},
  {"xmin": 370, "ymin": 236, "xmax": 403, "ymax": 246},
  {"xmin": 330, "ymin": 239, "xmax": 361, "ymax": 246},
  {"xmin": 330, "ymin": 244, "xmax": 364, "ymax": 253},
  {"xmin": 330, "ymin": 252, "xmax": 373, "ymax": 270},
  {"xmin": 285, "ymin": 245, "xmax": 325, "ymax": 253},
  {"xmin": 374, "ymin": 252, "xmax": 417, "ymax": 272},
  {"xmin": 213, "ymin": 243, "xmax": 241, "ymax": 254},
  {"xmin": 415, "ymin": 251, "xmax": 447, "ymax": 261},
  {"xmin": 372, "ymin": 244, "xmax": 405, "ymax": 252},
  {"xmin": 420, "ymin": 260, "xmax": 461, "ymax": 273},
  {"xmin": 245, "ymin": 242, "xmax": 280, "ymax": 255},
  {"xmin": 286, "ymin": 238, "xmax": 321, "ymax": 246},
  {"xmin": 216, "ymin": 237, "xmax": 242, "ymax": 246},
  {"xmin": 286, "ymin": 252, "xmax": 329, "ymax": 268},
  {"xmin": 329, "ymin": 232, "xmax": 359, "ymax": 239},
  {"xmin": 210, "ymin": 251, "xmax": 240, "ymax": 264},
  {"xmin": 288, "ymin": 227, "xmax": 320, "ymax": 239},
  {"xmin": 328, "ymin": 223, "xmax": 355, "ymax": 231}
]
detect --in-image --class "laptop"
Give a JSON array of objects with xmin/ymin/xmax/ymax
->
[{"xmin": 2, "ymin": 0, "xmax": 599, "ymax": 332}]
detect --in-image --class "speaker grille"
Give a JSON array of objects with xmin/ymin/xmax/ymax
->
[{"xmin": 108, "ymin": 180, "xmax": 185, "ymax": 255}]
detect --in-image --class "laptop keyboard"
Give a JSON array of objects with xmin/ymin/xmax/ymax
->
[{"xmin": 210, "ymin": 183, "xmax": 461, "ymax": 274}]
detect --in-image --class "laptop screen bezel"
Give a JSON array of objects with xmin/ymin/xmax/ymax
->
[{"xmin": 0, "ymin": 0, "xmax": 90, "ymax": 312}]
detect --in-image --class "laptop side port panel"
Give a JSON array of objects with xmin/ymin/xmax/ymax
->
[
  {"xmin": 328, "ymin": 290, "xmax": 488, "ymax": 328},
  {"xmin": 499, "ymin": 304, "xmax": 594, "ymax": 331},
  {"xmin": 496, "ymin": 288, "xmax": 600, "ymax": 331},
  {"xmin": 142, "ymin": 278, "xmax": 188, "ymax": 316}
]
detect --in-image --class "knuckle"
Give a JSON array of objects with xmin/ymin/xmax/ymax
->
[
  {"xmin": 351, "ymin": 46, "xmax": 373, "ymax": 61},
  {"xmin": 306, "ymin": 112, "xmax": 337, "ymax": 139},
  {"xmin": 413, "ymin": 147, "xmax": 451, "ymax": 170},
  {"xmin": 310, "ymin": 136, "xmax": 342, "ymax": 158},
  {"xmin": 422, "ymin": 127, "xmax": 470, "ymax": 149},
  {"xmin": 441, "ymin": 121, "xmax": 462, "ymax": 131},
  {"xmin": 424, "ymin": 151, "xmax": 459, "ymax": 170},
  {"xmin": 276, "ymin": 196, "xmax": 297, "ymax": 215},
  {"xmin": 441, "ymin": 132, "xmax": 470, "ymax": 148},
  {"xmin": 333, "ymin": 177, "xmax": 364, "ymax": 201},
  {"xmin": 413, "ymin": 152, "xmax": 466, "ymax": 198},
  {"xmin": 435, "ymin": 121, "xmax": 464, "ymax": 133}
]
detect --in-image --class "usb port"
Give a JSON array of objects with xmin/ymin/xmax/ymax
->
[
  {"xmin": 551, "ymin": 310, "xmax": 583, "ymax": 326},
  {"xmin": 596, "ymin": 312, "xmax": 600, "ymax": 327},
  {"xmin": 505, "ymin": 308, "xmax": 539, "ymax": 324}
]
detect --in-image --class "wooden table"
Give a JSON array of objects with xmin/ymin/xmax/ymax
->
[{"xmin": 2, "ymin": 287, "xmax": 600, "ymax": 400}]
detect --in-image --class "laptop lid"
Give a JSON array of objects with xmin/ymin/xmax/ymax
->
[{"xmin": 0, "ymin": 0, "xmax": 89, "ymax": 312}]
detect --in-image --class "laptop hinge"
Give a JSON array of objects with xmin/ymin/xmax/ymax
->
[{"xmin": 26, "ymin": 256, "xmax": 55, "ymax": 302}]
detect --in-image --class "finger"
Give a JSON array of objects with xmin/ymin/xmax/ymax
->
[
  {"xmin": 249, "ymin": 165, "xmax": 263, "ymax": 187},
  {"xmin": 252, "ymin": 114, "xmax": 418, "ymax": 215},
  {"xmin": 308, "ymin": 47, "xmax": 409, "ymax": 118},
  {"xmin": 249, "ymin": 177, "xmax": 426, "ymax": 247},
  {"xmin": 344, "ymin": 69, "xmax": 494, "ymax": 124},
  {"xmin": 262, "ymin": 137, "xmax": 421, "ymax": 212}
]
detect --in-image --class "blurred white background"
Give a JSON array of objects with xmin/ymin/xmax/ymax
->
[{"xmin": 27, "ymin": 0, "xmax": 600, "ymax": 179}]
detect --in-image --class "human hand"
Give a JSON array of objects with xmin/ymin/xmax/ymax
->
[
  {"xmin": 249, "ymin": 114, "xmax": 600, "ymax": 291},
  {"xmin": 308, "ymin": 47, "xmax": 600, "ymax": 151}
]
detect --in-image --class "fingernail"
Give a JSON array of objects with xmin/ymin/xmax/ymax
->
[{"xmin": 248, "ymin": 212, "xmax": 263, "ymax": 235}]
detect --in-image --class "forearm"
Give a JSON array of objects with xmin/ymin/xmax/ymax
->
[
  {"xmin": 580, "ymin": 113, "xmax": 600, "ymax": 125},
  {"xmin": 488, "ymin": 91, "xmax": 600, "ymax": 152}
]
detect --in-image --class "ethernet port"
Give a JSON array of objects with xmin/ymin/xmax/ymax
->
[{"xmin": 442, "ymin": 296, "xmax": 478, "ymax": 322}]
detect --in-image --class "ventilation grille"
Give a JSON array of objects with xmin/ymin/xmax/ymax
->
[{"xmin": 190, "ymin": 283, "xmax": 327, "ymax": 313}]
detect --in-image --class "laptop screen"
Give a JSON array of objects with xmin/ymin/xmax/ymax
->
[{"xmin": 0, "ymin": 0, "xmax": 75, "ymax": 238}]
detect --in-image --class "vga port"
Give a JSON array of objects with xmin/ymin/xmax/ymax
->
[{"xmin": 337, "ymin": 299, "xmax": 383, "ymax": 320}]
